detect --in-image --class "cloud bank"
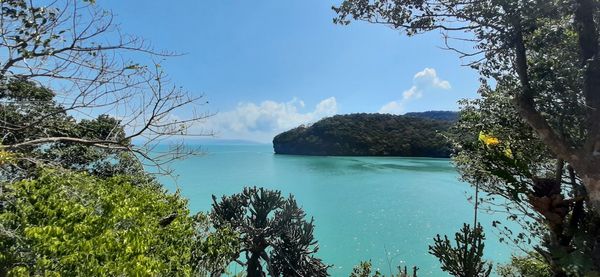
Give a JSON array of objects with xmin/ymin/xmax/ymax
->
[
  {"xmin": 204, "ymin": 97, "xmax": 338, "ymax": 142},
  {"xmin": 379, "ymin": 68, "xmax": 451, "ymax": 114}
]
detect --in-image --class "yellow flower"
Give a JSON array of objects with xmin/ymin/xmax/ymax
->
[
  {"xmin": 0, "ymin": 149, "xmax": 15, "ymax": 165},
  {"xmin": 478, "ymin": 131, "xmax": 500, "ymax": 146}
]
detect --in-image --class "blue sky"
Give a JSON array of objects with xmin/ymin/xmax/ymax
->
[{"xmin": 104, "ymin": 0, "xmax": 480, "ymax": 142}]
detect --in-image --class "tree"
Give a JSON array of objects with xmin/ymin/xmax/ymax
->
[
  {"xmin": 332, "ymin": 0, "xmax": 600, "ymax": 216},
  {"xmin": 0, "ymin": 0, "xmax": 210, "ymax": 175},
  {"xmin": 333, "ymin": 0, "xmax": 600, "ymax": 274},
  {"xmin": 429, "ymin": 224, "xmax": 493, "ymax": 277},
  {"xmin": 0, "ymin": 169, "xmax": 196, "ymax": 276},
  {"xmin": 0, "ymin": 79, "xmax": 150, "ymax": 181},
  {"xmin": 210, "ymin": 187, "xmax": 330, "ymax": 277},
  {"xmin": 191, "ymin": 218, "xmax": 242, "ymax": 276},
  {"xmin": 449, "ymin": 89, "xmax": 600, "ymax": 275}
]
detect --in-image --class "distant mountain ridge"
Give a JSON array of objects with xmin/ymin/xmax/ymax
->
[
  {"xmin": 404, "ymin": 111, "xmax": 458, "ymax": 122},
  {"xmin": 272, "ymin": 111, "xmax": 456, "ymax": 157}
]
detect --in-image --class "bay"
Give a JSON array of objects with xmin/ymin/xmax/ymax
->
[{"xmin": 161, "ymin": 144, "xmax": 518, "ymax": 276}]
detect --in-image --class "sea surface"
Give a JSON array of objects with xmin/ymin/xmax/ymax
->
[{"xmin": 161, "ymin": 144, "xmax": 519, "ymax": 276}]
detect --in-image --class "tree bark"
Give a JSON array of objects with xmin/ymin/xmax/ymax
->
[
  {"xmin": 581, "ymin": 174, "xmax": 600, "ymax": 212},
  {"xmin": 247, "ymin": 252, "xmax": 263, "ymax": 277},
  {"xmin": 509, "ymin": 5, "xmax": 600, "ymax": 214}
]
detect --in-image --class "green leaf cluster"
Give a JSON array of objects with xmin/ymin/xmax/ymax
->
[
  {"xmin": 349, "ymin": 261, "xmax": 418, "ymax": 277},
  {"xmin": 428, "ymin": 224, "xmax": 492, "ymax": 277},
  {"xmin": 211, "ymin": 187, "xmax": 330, "ymax": 277},
  {"xmin": 0, "ymin": 79, "xmax": 146, "ymax": 181},
  {"xmin": 497, "ymin": 252, "xmax": 552, "ymax": 277},
  {"xmin": 0, "ymin": 169, "xmax": 195, "ymax": 276},
  {"xmin": 191, "ymin": 214, "xmax": 241, "ymax": 276}
]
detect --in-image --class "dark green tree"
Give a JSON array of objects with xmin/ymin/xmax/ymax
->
[
  {"xmin": 332, "ymin": 0, "xmax": 600, "ymax": 226},
  {"xmin": 190, "ymin": 216, "xmax": 242, "ymax": 276},
  {"xmin": 0, "ymin": 0, "xmax": 210, "ymax": 175},
  {"xmin": 448, "ymin": 87, "xmax": 600, "ymax": 275},
  {"xmin": 429, "ymin": 224, "xmax": 493, "ymax": 277},
  {"xmin": 0, "ymin": 79, "xmax": 149, "ymax": 181},
  {"xmin": 211, "ymin": 187, "xmax": 330, "ymax": 277}
]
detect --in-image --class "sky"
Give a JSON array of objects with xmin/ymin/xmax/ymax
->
[{"xmin": 103, "ymin": 0, "xmax": 481, "ymax": 143}]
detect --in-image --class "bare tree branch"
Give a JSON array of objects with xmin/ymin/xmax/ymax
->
[{"xmin": 0, "ymin": 0, "xmax": 212, "ymax": 176}]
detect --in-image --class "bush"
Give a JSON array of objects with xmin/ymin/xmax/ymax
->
[
  {"xmin": 211, "ymin": 187, "xmax": 329, "ymax": 277},
  {"xmin": 349, "ymin": 260, "xmax": 418, "ymax": 277},
  {"xmin": 497, "ymin": 252, "xmax": 552, "ymax": 277},
  {"xmin": 0, "ymin": 169, "xmax": 195, "ymax": 276}
]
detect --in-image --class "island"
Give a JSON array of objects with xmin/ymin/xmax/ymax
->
[{"xmin": 273, "ymin": 111, "xmax": 457, "ymax": 157}]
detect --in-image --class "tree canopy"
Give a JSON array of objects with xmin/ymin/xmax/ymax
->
[
  {"xmin": 0, "ymin": 79, "xmax": 149, "ymax": 181},
  {"xmin": 211, "ymin": 187, "xmax": 330, "ymax": 277}
]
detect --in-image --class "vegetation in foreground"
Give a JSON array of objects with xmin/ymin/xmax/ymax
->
[
  {"xmin": 211, "ymin": 187, "xmax": 329, "ymax": 277},
  {"xmin": 1, "ymin": 0, "xmax": 600, "ymax": 276},
  {"xmin": 0, "ymin": 170, "xmax": 195, "ymax": 276}
]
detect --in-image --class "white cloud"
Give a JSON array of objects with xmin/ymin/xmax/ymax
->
[
  {"xmin": 379, "ymin": 68, "xmax": 451, "ymax": 114},
  {"xmin": 314, "ymin": 97, "xmax": 337, "ymax": 116},
  {"xmin": 413, "ymin": 68, "xmax": 451, "ymax": 90},
  {"xmin": 402, "ymin": 86, "xmax": 420, "ymax": 100},
  {"xmin": 378, "ymin": 101, "xmax": 404, "ymax": 114},
  {"xmin": 203, "ymin": 97, "xmax": 338, "ymax": 142}
]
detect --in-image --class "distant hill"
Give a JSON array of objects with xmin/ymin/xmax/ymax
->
[
  {"xmin": 404, "ymin": 111, "xmax": 458, "ymax": 122},
  {"xmin": 272, "ymin": 113, "xmax": 454, "ymax": 157}
]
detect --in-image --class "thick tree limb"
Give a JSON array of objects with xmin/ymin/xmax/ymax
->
[
  {"xmin": 511, "ymin": 19, "xmax": 575, "ymax": 163},
  {"xmin": 574, "ymin": 0, "xmax": 600, "ymax": 156}
]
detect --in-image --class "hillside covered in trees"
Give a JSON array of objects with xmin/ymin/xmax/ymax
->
[
  {"xmin": 404, "ymin": 111, "xmax": 459, "ymax": 122},
  {"xmin": 273, "ymin": 112, "xmax": 457, "ymax": 157}
]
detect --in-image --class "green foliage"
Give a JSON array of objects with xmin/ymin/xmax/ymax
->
[
  {"xmin": 404, "ymin": 111, "xmax": 458, "ymax": 122},
  {"xmin": 497, "ymin": 252, "xmax": 552, "ymax": 277},
  {"xmin": 191, "ymin": 214, "xmax": 242, "ymax": 276},
  {"xmin": 0, "ymin": 79, "xmax": 147, "ymax": 180},
  {"xmin": 273, "ymin": 113, "xmax": 454, "ymax": 157},
  {"xmin": 350, "ymin": 261, "xmax": 383, "ymax": 277},
  {"xmin": 449, "ymin": 88, "xmax": 600, "ymax": 275},
  {"xmin": 429, "ymin": 223, "xmax": 492, "ymax": 277},
  {"xmin": 211, "ymin": 187, "xmax": 330, "ymax": 277},
  {"xmin": 349, "ymin": 261, "xmax": 418, "ymax": 277},
  {"xmin": 0, "ymin": 169, "xmax": 195, "ymax": 276},
  {"xmin": 450, "ymin": 86, "xmax": 554, "ymax": 197},
  {"xmin": 0, "ymin": 2, "xmax": 235, "ymax": 276}
]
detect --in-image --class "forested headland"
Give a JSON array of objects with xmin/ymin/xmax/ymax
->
[{"xmin": 273, "ymin": 112, "xmax": 457, "ymax": 157}]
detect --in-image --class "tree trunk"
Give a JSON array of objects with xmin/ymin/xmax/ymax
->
[
  {"xmin": 551, "ymin": 268, "xmax": 568, "ymax": 277},
  {"xmin": 581, "ymin": 174, "xmax": 600, "ymax": 213},
  {"xmin": 247, "ymin": 252, "xmax": 263, "ymax": 277},
  {"xmin": 573, "ymin": 168, "xmax": 600, "ymax": 274}
]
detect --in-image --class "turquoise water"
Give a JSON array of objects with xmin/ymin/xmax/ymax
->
[{"xmin": 162, "ymin": 144, "xmax": 517, "ymax": 276}]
